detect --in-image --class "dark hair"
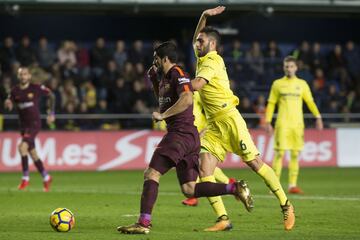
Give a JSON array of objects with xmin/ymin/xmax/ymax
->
[
  {"xmin": 284, "ymin": 56, "xmax": 297, "ymax": 64},
  {"xmin": 199, "ymin": 26, "xmax": 221, "ymax": 46},
  {"xmin": 154, "ymin": 41, "xmax": 178, "ymax": 63}
]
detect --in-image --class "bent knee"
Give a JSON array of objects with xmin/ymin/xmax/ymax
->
[
  {"xmin": 143, "ymin": 167, "xmax": 161, "ymax": 182},
  {"xmin": 246, "ymin": 155, "xmax": 264, "ymax": 172}
]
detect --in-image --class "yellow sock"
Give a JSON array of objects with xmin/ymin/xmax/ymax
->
[
  {"xmin": 257, "ymin": 163, "xmax": 287, "ymax": 206},
  {"xmin": 289, "ymin": 150, "xmax": 299, "ymax": 187},
  {"xmin": 272, "ymin": 150, "xmax": 285, "ymax": 180},
  {"xmin": 214, "ymin": 167, "xmax": 229, "ymax": 184},
  {"xmin": 200, "ymin": 175, "xmax": 228, "ymax": 218}
]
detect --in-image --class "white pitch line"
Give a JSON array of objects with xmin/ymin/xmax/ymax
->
[{"xmin": 0, "ymin": 187, "xmax": 360, "ymax": 202}]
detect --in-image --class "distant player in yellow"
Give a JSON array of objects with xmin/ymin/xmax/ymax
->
[
  {"xmin": 265, "ymin": 56, "xmax": 323, "ymax": 194},
  {"xmin": 191, "ymin": 6, "xmax": 295, "ymax": 231},
  {"xmin": 181, "ymin": 91, "xmax": 236, "ymax": 207}
]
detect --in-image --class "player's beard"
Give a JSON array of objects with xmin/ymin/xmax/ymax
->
[{"xmin": 198, "ymin": 43, "xmax": 211, "ymax": 57}]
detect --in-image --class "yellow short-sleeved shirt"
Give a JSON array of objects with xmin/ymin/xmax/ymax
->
[
  {"xmin": 196, "ymin": 51, "xmax": 239, "ymax": 119},
  {"xmin": 267, "ymin": 76, "xmax": 320, "ymax": 128},
  {"xmin": 266, "ymin": 76, "xmax": 321, "ymax": 150},
  {"xmin": 195, "ymin": 50, "xmax": 259, "ymax": 162}
]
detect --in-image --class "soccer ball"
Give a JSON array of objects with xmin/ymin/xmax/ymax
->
[{"xmin": 50, "ymin": 208, "xmax": 75, "ymax": 232}]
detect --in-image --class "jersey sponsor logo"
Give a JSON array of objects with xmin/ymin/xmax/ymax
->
[
  {"xmin": 18, "ymin": 101, "xmax": 34, "ymax": 109},
  {"xmin": 280, "ymin": 93, "xmax": 300, "ymax": 97},
  {"xmin": 159, "ymin": 97, "xmax": 171, "ymax": 106},
  {"xmin": 178, "ymin": 77, "xmax": 190, "ymax": 84},
  {"xmin": 27, "ymin": 93, "xmax": 34, "ymax": 99}
]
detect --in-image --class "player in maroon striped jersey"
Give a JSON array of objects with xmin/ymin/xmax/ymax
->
[{"xmin": 4, "ymin": 67, "xmax": 55, "ymax": 192}]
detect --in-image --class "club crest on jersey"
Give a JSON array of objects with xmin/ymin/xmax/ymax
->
[
  {"xmin": 178, "ymin": 77, "xmax": 190, "ymax": 84},
  {"xmin": 164, "ymin": 83, "xmax": 170, "ymax": 90},
  {"xmin": 27, "ymin": 93, "xmax": 34, "ymax": 99}
]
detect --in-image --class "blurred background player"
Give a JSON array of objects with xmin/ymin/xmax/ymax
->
[
  {"xmin": 181, "ymin": 91, "xmax": 236, "ymax": 207},
  {"xmin": 265, "ymin": 56, "xmax": 323, "ymax": 194},
  {"xmin": 4, "ymin": 67, "xmax": 55, "ymax": 192},
  {"xmin": 191, "ymin": 6, "xmax": 294, "ymax": 231},
  {"xmin": 117, "ymin": 42, "xmax": 253, "ymax": 234}
]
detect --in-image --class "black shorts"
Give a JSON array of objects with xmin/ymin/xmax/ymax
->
[
  {"xmin": 149, "ymin": 129, "xmax": 200, "ymax": 185},
  {"xmin": 20, "ymin": 128, "xmax": 40, "ymax": 150}
]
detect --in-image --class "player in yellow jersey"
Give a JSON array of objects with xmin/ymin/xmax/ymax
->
[
  {"xmin": 181, "ymin": 91, "xmax": 236, "ymax": 207},
  {"xmin": 265, "ymin": 56, "xmax": 323, "ymax": 194},
  {"xmin": 191, "ymin": 6, "xmax": 295, "ymax": 231}
]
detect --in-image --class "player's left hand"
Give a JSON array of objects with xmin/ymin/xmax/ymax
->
[
  {"xmin": 152, "ymin": 112, "xmax": 164, "ymax": 121},
  {"xmin": 47, "ymin": 114, "xmax": 55, "ymax": 125},
  {"xmin": 316, "ymin": 117, "xmax": 323, "ymax": 130}
]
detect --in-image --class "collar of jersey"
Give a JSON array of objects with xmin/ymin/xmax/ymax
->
[{"xmin": 199, "ymin": 50, "xmax": 217, "ymax": 60}]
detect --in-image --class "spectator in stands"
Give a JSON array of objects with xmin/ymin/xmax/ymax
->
[
  {"xmin": 328, "ymin": 44, "xmax": 349, "ymax": 89},
  {"xmin": 123, "ymin": 61, "xmax": 137, "ymax": 82},
  {"xmin": 59, "ymin": 78, "xmax": 79, "ymax": 109},
  {"xmin": 313, "ymin": 68, "xmax": 326, "ymax": 90},
  {"xmin": 80, "ymin": 81, "xmax": 97, "ymax": 112},
  {"xmin": 343, "ymin": 41, "xmax": 360, "ymax": 88},
  {"xmin": 98, "ymin": 60, "xmax": 120, "ymax": 98},
  {"xmin": 57, "ymin": 40, "xmax": 77, "ymax": 67},
  {"xmin": 128, "ymin": 40, "xmax": 146, "ymax": 64},
  {"xmin": 90, "ymin": 37, "xmax": 110, "ymax": 77},
  {"xmin": 296, "ymin": 59, "xmax": 313, "ymax": 82},
  {"xmin": 36, "ymin": 37, "xmax": 56, "ymax": 70},
  {"xmin": 246, "ymin": 41, "xmax": 265, "ymax": 85},
  {"xmin": 254, "ymin": 94, "xmax": 267, "ymax": 129},
  {"xmin": 59, "ymin": 101, "xmax": 79, "ymax": 131},
  {"xmin": 29, "ymin": 61, "xmax": 50, "ymax": 84},
  {"xmin": 237, "ymin": 96, "xmax": 258, "ymax": 128},
  {"xmin": 230, "ymin": 39, "xmax": 245, "ymax": 62},
  {"xmin": 0, "ymin": 37, "xmax": 17, "ymax": 73},
  {"xmin": 61, "ymin": 59, "xmax": 79, "ymax": 82},
  {"xmin": 107, "ymin": 77, "xmax": 132, "ymax": 114},
  {"xmin": 264, "ymin": 40, "xmax": 283, "ymax": 84},
  {"xmin": 16, "ymin": 36, "xmax": 35, "ymax": 67},
  {"xmin": 114, "ymin": 40, "xmax": 128, "ymax": 71},
  {"xmin": 311, "ymin": 42, "xmax": 327, "ymax": 71},
  {"xmin": 293, "ymin": 41, "xmax": 312, "ymax": 69},
  {"xmin": 76, "ymin": 42, "xmax": 91, "ymax": 81},
  {"xmin": 348, "ymin": 89, "xmax": 360, "ymax": 113},
  {"xmin": 78, "ymin": 101, "xmax": 95, "ymax": 129}
]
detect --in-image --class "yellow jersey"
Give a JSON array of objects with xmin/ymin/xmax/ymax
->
[
  {"xmin": 195, "ymin": 51, "xmax": 239, "ymax": 119},
  {"xmin": 266, "ymin": 76, "xmax": 321, "ymax": 128}
]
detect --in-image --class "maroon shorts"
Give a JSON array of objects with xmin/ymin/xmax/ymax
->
[
  {"xmin": 20, "ymin": 128, "xmax": 40, "ymax": 150},
  {"xmin": 149, "ymin": 128, "xmax": 200, "ymax": 185}
]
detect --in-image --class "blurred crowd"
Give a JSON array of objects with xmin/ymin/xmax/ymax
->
[{"xmin": 1, "ymin": 36, "xmax": 360, "ymax": 130}]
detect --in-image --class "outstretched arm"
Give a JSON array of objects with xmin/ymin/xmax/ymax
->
[{"xmin": 192, "ymin": 6, "xmax": 226, "ymax": 45}]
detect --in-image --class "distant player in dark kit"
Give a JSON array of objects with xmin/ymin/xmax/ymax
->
[
  {"xmin": 117, "ymin": 42, "xmax": 253, "ymax": 234},
  {"xmin": 4, "ymin": 67, "xmax": 55, "ymax": 192}
]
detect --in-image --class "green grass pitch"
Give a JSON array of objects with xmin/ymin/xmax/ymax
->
[{"xmin": 0, "ymin": 167, "xmax": 359, "ymax": 240}]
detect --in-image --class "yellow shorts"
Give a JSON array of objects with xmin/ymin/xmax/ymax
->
[
  {"xmin": 274, "ymin": 127, "xmax": 304, "ymax": 151},
  {"xmin": 200, "ymin": 109, "xmax": 259, "ymax": 162}
]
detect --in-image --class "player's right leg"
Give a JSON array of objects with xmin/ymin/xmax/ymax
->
[
  {"xmin": 118, "ymin": 146, "xmax": 174, "ymax": 234},
  {"xmin": 18, "ymin": 141, "xmax": 30, "ymax": 190}
]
